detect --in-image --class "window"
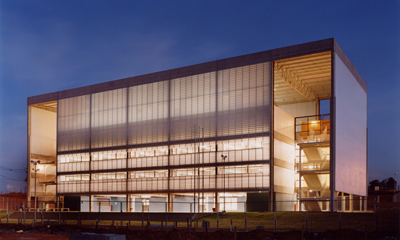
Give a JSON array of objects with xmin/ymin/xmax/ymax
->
[{"xmin": 96, "ymin": 198, "xmax": 110, "ymax": 207}]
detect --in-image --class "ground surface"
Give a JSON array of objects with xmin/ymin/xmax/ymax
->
[{"xmin": 0, "ymin": 224, "xmax": 398, "ymax": 240}]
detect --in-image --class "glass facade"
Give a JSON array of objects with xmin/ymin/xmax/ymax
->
[{"xmin": 56, "ymin": 62, "xmax": 272, "ymax": 195}]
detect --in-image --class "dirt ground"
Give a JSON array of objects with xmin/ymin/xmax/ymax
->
[{"xmin": 0, "ymin": 224, "xmax": 398, "ymax": 240}]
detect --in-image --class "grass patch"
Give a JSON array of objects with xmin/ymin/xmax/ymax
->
[
  {"xmin": 0, "ymin": 211, "xmax": 383, "ymax": 232},
  {"xmin": 197, "ymin": 212, "xmax": 375, "ymax": 231}
]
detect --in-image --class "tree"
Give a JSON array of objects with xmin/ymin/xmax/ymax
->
[
  {"xmin": 368, "ymin": 178, "xmax": 398, "ymax": 191},
  {"xmin": 368, "ymin": 179, "xmax": 381, "ymax": 191},
  {"xmin": 381, "ymin": 177, "xmax": 397, "ymax": 191}
]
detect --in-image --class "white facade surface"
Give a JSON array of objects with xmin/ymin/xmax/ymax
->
[{"xmin": 334, "ymin": 53, "xmax": 367, "ymax": 196}]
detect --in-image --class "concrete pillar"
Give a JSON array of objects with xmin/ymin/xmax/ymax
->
[
  {"xmin": 126, "ymin": 194, "xmax": 130, "ymax": 212},
  {"xmin": 349, "ymin": 194, "xmax": 353, "ymax": 212},
  {"xmin": 364, "ymin": 197, "xmax": 367, "ymax": 211},
  {"xmin": 341, "ymin": 193, "xmax": 345, "ymax": 212},
  {"xmin": 167, "ymin": 193, "xmax": 173, "ymax": 212},
  {"xmin": 89, "ymin": 195, "xmax": 94, "ymax": 212}
]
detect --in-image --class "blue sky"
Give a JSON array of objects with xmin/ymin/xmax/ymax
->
[{"xmin": 0, "ymin": 1, "xmax": 399, "ymax": 193}]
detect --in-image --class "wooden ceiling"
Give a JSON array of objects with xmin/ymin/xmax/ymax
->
[
  {"xmin": 274, "ymin": 51, "xmax": 331, "ymax": 105},
  {"xmin": 30, "ymin": 100, "xmax": 57, "ymax": 113}
]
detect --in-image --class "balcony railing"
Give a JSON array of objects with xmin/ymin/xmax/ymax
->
[
  {"xmin": 298, "ymin": 159, "xmax": 330, "ymax": 172},
  {"xmin": 298, "ymin": 187, "xmax": 330, "ymax": 199},
  {"xmin": 295, "ymin": 114, "xmax": 330, "ymax": 144}
]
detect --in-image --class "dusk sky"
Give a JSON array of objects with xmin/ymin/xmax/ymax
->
[{"xmin": 0, "ymin": 1, "xmax": 399, "ymax": 193}]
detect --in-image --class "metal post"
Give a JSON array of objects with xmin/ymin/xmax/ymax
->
[
  {"xmin": 23, "ymin": 202, "xmax": 26, "ymax": 224},
  {"xmin": 374, "ymin": 197, "xmax": 376, "ymax": 231},
  {"xmin": 98, "ymin": 201, "xmax": 101, "ymax": 223},
  {"xmin": 190, "ymin": 202, "xmax": 192, "ymax": 226},
  {"xmin": 34, "ymin": 167, "xmax": 36, "ymax": 224},
  {"xmin": 217, "ymin": 203, "xmax": 219, "ymax": 228},
  {"xmin": 245, "ymin": 202, "xmax": 247, "ymax": 231},
  {"xmin": 306, "ymin": 202, "xmax": 308, "ymax": 232},
  {"xmin": 120, "ymin": 201, "xmax": 123, "ymax": 227},
  {"xmin": 274, "ymin": 206, "xmax": 277, "ymax": 231},
  {"xmin": 194, "ymin": 125, "xmax": 196, "ymax": 214},
  {"xmin": 221, "ymin": 155, "xmax": 227, "ymax": 212},
  {"xmin": 202, "ymin": 128, "xmax": 205, "ymax": 213},
  {"xmin": 6, "ymin": 201, "xmax": 9, "ymax": 223},
  {"xmin": 165, "ymin": 202, "xmax": 168, "ymax": 226},
  {"xmin": 58, "ymin": 199, "xmax": 61, "ymax": 225},
  {"xmin": 41, "ymin": 203, "xmax": 43, "ymax": 224},
  {"xmin": 31, "ymin": 160, "xmax": 40, "ymax": 224},
  {"xmin": 394, "ymin": 173, "xmax": 397, "ymax": 198}
]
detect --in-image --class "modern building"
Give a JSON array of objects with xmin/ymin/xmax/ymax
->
[{"xmin": 27, "ymin": 38, "xmax": 367, "ymax": 212}]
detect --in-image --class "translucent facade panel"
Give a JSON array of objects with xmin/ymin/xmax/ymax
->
[
  {"xmin": 91, "ymin": 88, "xmax": 127, "ymax": 148},
  {"xmin": 216, "ymin": 173, "xmax": 269, "ymax": 190},
  {"xmin": 57, "ymin": 154, "xmax": 90, "ymax": 172},
  {"xmin": 127, "ymin": 177, "xmax": 168, "ymax": 192},
  {"xmin": 91, "ymin": 159, "xmax": 126, "ymax": 171},
  {"xmin": 170, "ymin": 175, "xmax": 216, "ymax": 191},
  {"xmin": 127, "ymin": 146, "xmax": 169, "ymax": 168},
  {"xmin": 217, "ymin": 63, "xmax": 271, "ymax": 138},
  {"xmin": 90, "ymin": 179, "xmax": 126, "ymax": 192},
  {"xmin": 57, "ymin": 95, "xmax": 90, "ymax": 151},
  {"xmin": 169, "ymin": 152, "xmax": 216, "ymax": 166},
  {"xmin": 128, "ymin": 81, "xmax": 169, "ymax": 145},
  {"xmin": 55, "ymin": 62, "xmax": 272, "ymax": 195},
  {"xmin": 218, "ymin": 164, "xmax": 268, "ymax": 175},
  {"xmin": 171, "ymin": 167, "xmax": 215, "ymax": 176},
  {"xmin": 91, "ymin": 150, "xmax": 127, "ymax": 171},
  {"xmin": 170, "ymin": 72, "xmax": 217, "ymax": 141},
  {"xmin": 57, "ymin": 175, "xmax": 89, "ymax": 194},
  {"xmin": 131, "ymin": 169, "xmax": 168, "ymax": 178},
  {"xmin": 128, "ymin": 155, "xmax": 168, "ymax": 168},
  {"xmin": 92, "ymin": 172, "xmax": 127, "ymax": 180},
  {"xmin": 217, "ymin": 137, "xmax": 269, "ymax": 163}
]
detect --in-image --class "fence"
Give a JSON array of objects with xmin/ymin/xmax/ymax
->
[{"xmin": 1, "ymin": 198, "xmax": 397, "ymax": 232}]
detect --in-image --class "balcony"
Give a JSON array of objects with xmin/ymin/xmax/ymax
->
[{"xmin": 295, "ymin": 114, "xmax": 330, "ymax": 144}]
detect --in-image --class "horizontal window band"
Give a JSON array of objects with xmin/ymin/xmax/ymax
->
[
  {"xmin": 56, "ymin": 187, "xmax": 271, "ymax": 196},
  {"xmin": 56, "ymin": 160, "xmax": 270, "ymax": 175},
  {"xmin": 57, "ymin": 132, "xmax": 271, "ymax": 155}
]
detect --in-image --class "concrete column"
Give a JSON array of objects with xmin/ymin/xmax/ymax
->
[
  {"xmin": 341, "ymin": 193, "xmax": 345, "ymax": 212},
  {"xmin": 89, "ymin": 195, "xmax": 93, "ymax": 212},
  {"xmin": 349, "ymin": 194, "xmax": 353, "ymax": 212},
  {"xmin": 167, "ymin": 193, "xmax": 173, "ymax": 212},
  {"xmin": 364, "ymin": 197, "xmax": 367, "ymax": 211},
  {"xmin": 126, "ymin": 194, "xmax": 130, "ymax": 212}
]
